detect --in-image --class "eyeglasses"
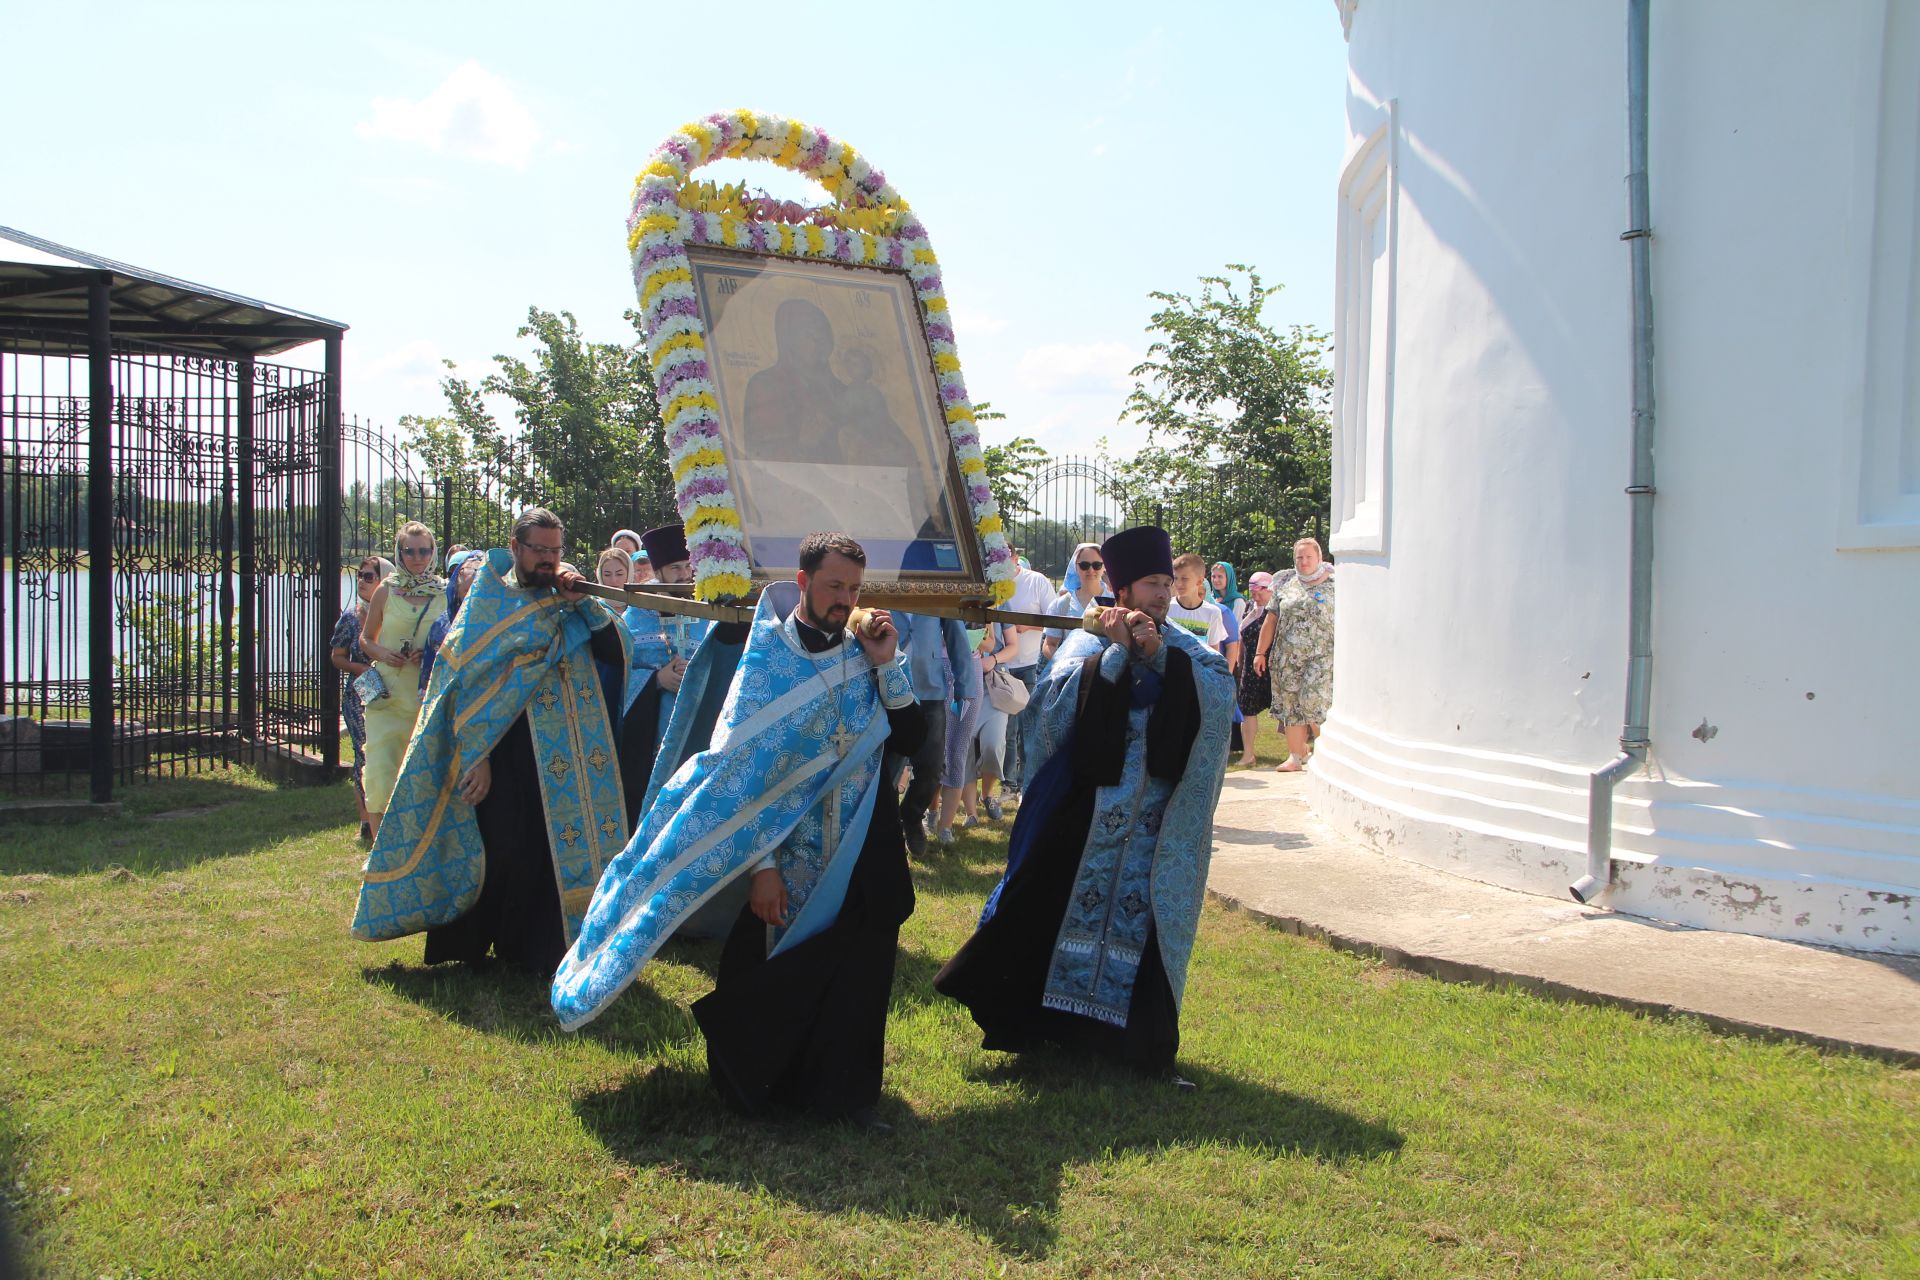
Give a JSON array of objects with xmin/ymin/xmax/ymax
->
[
  {"xmin": 1077, "ymin": 560, "xmax": 1104, "ymax": 572},
  {"xmin": 517, "ymin": 540, "xmax": 565, "ymax": 557},
  {"xmin": 356, "ymin": 571, "xmax": 378, "ymax": 582},
  {"xmin": 399, "ymin": 545, "xmax": 434, "ymax": 558}
]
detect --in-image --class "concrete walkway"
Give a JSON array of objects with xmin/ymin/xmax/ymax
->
[{"xmin": 1207, "ymin": 769, "xmax": 1920, "ymax": 1065}]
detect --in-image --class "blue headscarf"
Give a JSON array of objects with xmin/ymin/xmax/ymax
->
[
  {"xmin": 443, "ymin": 549, "xmax": 480, "ymax": 615},
  {"xmin": 1061, "ymin": 542, "xmax": 1102, "ymax": 597},
  {"xmin": 1208, "ymin": 560, "xmax": 1245, "ymax": 614}
]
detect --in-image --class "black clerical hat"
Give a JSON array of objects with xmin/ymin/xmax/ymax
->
[
  {"xmin": 1099, "ymin": 525, "xmax": 1174, "ymax": 591},
  {"xmin": 639, "ymin": 523, "xmax": 688, "ymax": 568}
]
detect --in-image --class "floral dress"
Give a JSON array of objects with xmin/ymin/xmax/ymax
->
[
  {"xmin": 1267, "ymin": 570, "xmax": 1334, "ymax": 726},
  {"xmin": 330, "ymin": 606, "xmax": 369, "ymax": 785}
]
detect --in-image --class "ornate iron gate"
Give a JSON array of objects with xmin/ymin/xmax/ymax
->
[
  {"xmin": 1, "ymin": 339, "xmax": 335, "ymax": 793},
  {"xmin": 1008, "ymin": 457, "xmax": 1127, "ymax": 580}
]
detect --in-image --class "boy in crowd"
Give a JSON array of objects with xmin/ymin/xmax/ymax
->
[{"xmin": 1167, "ymin": 553, "xmax": 1228, "ymax": 654}]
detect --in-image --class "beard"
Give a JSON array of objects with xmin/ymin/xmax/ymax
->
[
  {"xmin": 801, "ymin": 588, "xmax": 850, "ymax": 633},
  {"xmin": 519, "ymin": 561, "xmax": 558, "ymax": 589}
]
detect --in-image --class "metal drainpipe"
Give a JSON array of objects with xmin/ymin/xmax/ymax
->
[{"xmin": 1573, "ymin": 0, "xmax": 1657, "ymax": 905}]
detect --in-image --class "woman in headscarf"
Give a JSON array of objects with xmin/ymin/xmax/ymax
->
[
  {"xmin": 1040, "ymin": 542, "xmax": 1107, "ymax": 665},
  {"xmin": 1255, "ymin": 538, "xmax": 1335, "ymax": 772},
  {"xmin": 611, "ymin": 528, "xmax": 656, "ymax": 585},
  {"xmin": 359, "ymin": 521, "xmax": 448, "ymax": 838},
  {"xmin": 416, "ymin": 548, "xmax": 481, "ymax": 695},
  {"xmin": 1208, "ymin": 561, "xmax": 1252, "ymax": 759},
  {"xmin": 331, "ymin": 554, "xmax": 393, "ymax": 841},
  {"xmin": 1236, "ymin": 571, "xmax": 1276, "ymax": 765}
]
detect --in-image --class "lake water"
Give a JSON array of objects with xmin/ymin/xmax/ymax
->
[{"xmin": 2, "ymin": 567, "xmax": 357, "ymax": 684}]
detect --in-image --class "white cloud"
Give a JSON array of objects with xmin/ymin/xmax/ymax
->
[
  {"xmin": 948, "ymin": 302, "xmax": 1008, "ymax": 338},
  {"xmin": 355, "ymin": 61, "xmax": 540, "ymax": 168},
  {"xmin": 1015, "ymin": 340, "xmax": 1139, "ymax": 397},
  {"xmin": 363, "ymin": 338, "xmax": 444, "ymax": 381}
]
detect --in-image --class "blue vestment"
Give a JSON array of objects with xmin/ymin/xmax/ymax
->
[
  {"xmin": 352, "ymin": 549, "xmax": 631, "ymax": 947},
  {"xmin": 936, "ymin": 621, "xmax": 1233, "ymax": 1064},
  {"xmin": 551, "ymin": 583, "xmax": 916, "ymax": 1032}
]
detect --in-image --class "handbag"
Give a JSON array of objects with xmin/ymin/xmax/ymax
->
[
  {"xmin": 983, "ymin": 663, "xmax": 1030, "ymax": 715},
  {"xmin": 351, "ymin": 597, "xmax": 433, "ymax": 704},
  {"xmin": 352, "ymin": 666, "xmax": 389, "ymax": 704}
]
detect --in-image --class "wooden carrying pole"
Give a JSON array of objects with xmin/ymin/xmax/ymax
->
[{"xmin": 564, "ymin": 579, "xmax": 1069, "ymax": 630}]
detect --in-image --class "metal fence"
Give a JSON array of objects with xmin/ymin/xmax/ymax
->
[
  {"xmin": 339, "ymin": 419, "xmax": 678, "ymax": 573},
  {"xmin": 2, "ymin": 337, "xmax": 336, "ymax": 795},
  {"xmin": 1008, "ymin": 454, "xmax": 1327, "ymax": 584}
]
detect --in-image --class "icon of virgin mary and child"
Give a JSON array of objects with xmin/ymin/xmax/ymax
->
[{"xmin": 736, "ymin": 298, "xmax": 953, "ymax": 539}]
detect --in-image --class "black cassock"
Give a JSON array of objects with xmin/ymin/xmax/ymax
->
[
  {"xmin": 422, "ymin": 622, "xmax": 628, "ymax": 976},
  {"xmin": 935, "ymin": 645, "xmax": 1201, "ymax": 1076},
  {"xmin": 690, "ymin": 618, "xmax": 926, "ymax": 1119}
]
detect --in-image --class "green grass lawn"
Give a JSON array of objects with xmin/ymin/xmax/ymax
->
[{"xmin": 1, "ymin": 773, "xmax": 1914, "ymax": 1279}]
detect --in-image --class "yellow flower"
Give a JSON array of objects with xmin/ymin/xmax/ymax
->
[
  {"xmin": 933, "ymin": 353, "xmax": 961, "ymax": 374},
  {"xmin": 671, "ymin": 446, "xmax": 729, "ymax": 482},
  {"xmin": 958, "ymin": 456, "xmax": 987, "ymax": 476},
  {"xmin": 977, "ymin": 515, "xmax": 1004, "ymax": 535},
  {"xmin": 686, "ymin": 506, "xmax": 741, "ymax": 534},
  {"xmin": 989, "ymin": 578, "xmax": 1016, "ymax": 606},
  {"xmin": 640, "ymin": 265, "xmax": 692, "ymax": 308},
  {"xmin": 697, "ymin": 572, "xmax": 753, "ymax": 604},
  {"xmin": 776, "ymin": 120, "xmax": 804, "ymax": 168},
  {"xmin": 663, "ymin": 389, "xmax": 719, "ymax": 423},
  {"xmin": 649, "ymin": 332, "xmax": 706, "ymax": 370},
  {"xmin": 803, "ymin": 225, "xmax": 825, "ymax": 256}
]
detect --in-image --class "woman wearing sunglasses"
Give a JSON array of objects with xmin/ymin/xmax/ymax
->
[
  {"xmin": 359, "ymin": 522, "xmax": 449, "ymax": 840},
  {"xmin": 1040, "ymin": 543, "xmax": 1107, "ymax": 665},
  {"xmin": 331, "ymin": 554, "xmax": 393, "ymax": 841}
]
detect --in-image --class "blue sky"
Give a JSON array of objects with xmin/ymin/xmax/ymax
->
[{"xmin": 3, "ymin": 1, "xmax": 1348, "ymax": 458}]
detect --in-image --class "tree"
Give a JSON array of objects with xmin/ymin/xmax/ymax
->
[
  {"xmin": 414, "ymin": 308, "xmax": 677, "ymax": 557},
  {"xmin": 975, "ymin": 401, "xmax": 1048, "ymax": 523},
  {"xmin": 1115, "ymin": 265, "xmax": 1333, "ymax": 572}
]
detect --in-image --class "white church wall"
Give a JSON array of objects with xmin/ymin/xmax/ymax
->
[{"xmin": 1311, "ymin": 0, "xmax": 1920, "ymax": 952}]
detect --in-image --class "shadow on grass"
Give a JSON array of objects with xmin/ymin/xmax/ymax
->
[
  {"xmin": 573, "ymin": 1047, "xmax": 1402, "ymax": 1259},
  {"xmin": 361, "ymin": 942, "xmax": 723, "ymax": 1058},
  {"xmin": 0, "ymin": 772, "xmax": 352, "ymax": 876}
]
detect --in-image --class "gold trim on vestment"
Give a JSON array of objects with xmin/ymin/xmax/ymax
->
[
  {"xmin": 454, "ymin": 650, "xmax": 549, "ymax": 732},
  {"xmin": 442, "ymin": 597, "xmax": 562, "ymax": 674}
]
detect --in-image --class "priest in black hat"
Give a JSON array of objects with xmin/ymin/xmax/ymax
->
[{"xmin": 934, "ymin": 525, "xmax": 1235, "ymax": 1087}]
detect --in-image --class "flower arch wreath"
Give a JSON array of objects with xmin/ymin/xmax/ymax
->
[{"xmin": 626, "ymin": 109, "xmax": 1016, "ymax": 605}]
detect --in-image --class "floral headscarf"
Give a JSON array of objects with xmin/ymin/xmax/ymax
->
[{"xmin": 385, "ymin": 529, "xmax": 447, "ymax": 598}]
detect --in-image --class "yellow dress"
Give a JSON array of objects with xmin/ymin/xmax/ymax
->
[{"xmin": 361, "ymin": 589, "xmax": 448, "ymax": 812}]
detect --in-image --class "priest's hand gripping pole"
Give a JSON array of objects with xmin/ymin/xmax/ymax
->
[{"xmin": 563, "ymin": 578, "xmax": 1067, "ymax": 630}]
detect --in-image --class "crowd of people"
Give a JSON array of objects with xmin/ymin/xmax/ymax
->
[{"xmin": 340, "ymin": 511, "xmax": 1328, "ymax": 1130}]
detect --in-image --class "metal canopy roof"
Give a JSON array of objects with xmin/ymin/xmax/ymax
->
[{"xmin": 0, "ymin": 227, "xmax": 348, "ymax": 359}]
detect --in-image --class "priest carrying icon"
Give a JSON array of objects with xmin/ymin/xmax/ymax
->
[
  {"xmin": 551, "ymin": 532, "xmax": 925, "ymax": 1131},
  {"xmin": 352, "ymin": 507, "xmax": 634, "ymax": 976},
  {"xmin": 934, "ymin": 525, "xmax": 1234, "ymax": 1089}
]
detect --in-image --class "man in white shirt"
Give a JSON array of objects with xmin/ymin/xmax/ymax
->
[
  {"xmin": 1001, "ymin": 550, "xmax": 1058, "ymax": 790},
  {"xmin": 1166, "ymin": 553, "xmax": 1228, "ymax": 651}
]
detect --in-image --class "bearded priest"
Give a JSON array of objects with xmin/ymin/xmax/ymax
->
[
  {"xmin": 934, "ymin": 525, "xmax": 1233, "ymax": 1089},
  {"xmin": 352, "ymin": 507, "xmax": 634, "ymax": 976},
  {"xmin": 552, "ymin": 532, "xmax": 924, "ymax": 1131}
]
